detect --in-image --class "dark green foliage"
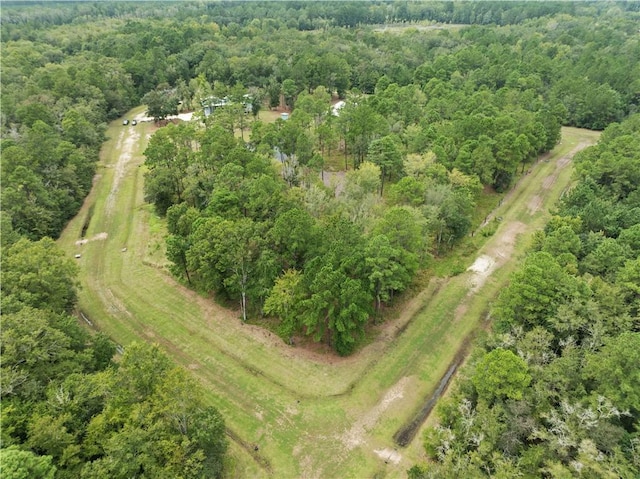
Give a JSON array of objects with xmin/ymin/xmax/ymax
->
[
  {"xmin": 142, "ymin": 88, "xmax": 179, "ymax": 122},
  {"xmin": 3, "ymin": 2, "xmax": 640, "ymax": 474},
  {"xmin": 80, "ymin": 344, "xmax": 227, "ymax": 479},
  {"xmin": 559, "ymin": 115, "xmax": 640, "ymax": 246},
  {"xmin": 585, "ymin": 332, "xmax": 640, "ymax": 413},
  {"xmin": 5, "ymin": 0, "xmax": 638, "ymax": 241},
  {"xmin": 1, "ymin": 238, "xmax": 78, "ymax": 314},
  {"xmin": 1, "ymin": 134, "xmax": 98, "ymax": 240},
  {"xmin": 124, "ymin": 5, "xmax": 638, "ymax": 355},
  {"xmin": 365, "ymin": 234, "xmax": 414, "ymax": 313},
  {"xmin": 301, "ymin": 260, "xmax": 372, "ymax": 356},
  {"xmin": 2, "ymin": 40, "xmax": 134, "ymax": 240},
  {"xmin": 493, "ymin": 251, "xmax": 587, "ymax": 332},
  {"xmin": 367, "ymin": 135, "xmax": 404, "ymax": 194},
  {"xmin": 0, "ymin": 238, "xmax": 228, "ymax": 478},
  {"xmin": 143, "ymin": 122, "xmax": 197, "ymax": 214},
  {"xmin": 269, "ymin": 208, "xmax": 316, "ymax": 270}
]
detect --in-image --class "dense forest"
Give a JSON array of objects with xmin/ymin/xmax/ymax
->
[
  {"xmin": 2, "ymin": 1, "xmax": 638, "ymax": 242},
  {"xmin": 0, "ymin": 230, "xmax": 228, "ymax": 477},
  {"xmin": 1, "ymin": 1, "xmax": 639, "ymax": 477},
  {"xmin": 411, "ymin": 114, "xmax": 640, "ymax": 478}
]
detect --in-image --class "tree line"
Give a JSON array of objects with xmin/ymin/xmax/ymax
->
[
  {"xmin": 1, "ymin": 41, "xmax": 136, "ymax": 239},
  {"xmin": 410, "ymin": 114, "xmax": 640, "ymax": 478},
  {"xmin": 0, "ymin": 1, "xmax": 614, "ymax": 36},
  {"xmin": 145, "ymin": 119, "xmax": 434, "ymax": 355}
]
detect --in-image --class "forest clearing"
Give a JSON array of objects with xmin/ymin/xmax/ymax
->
[{"xmin": 56, "ymin": 118, "xmax": 598, "ymax": 477}]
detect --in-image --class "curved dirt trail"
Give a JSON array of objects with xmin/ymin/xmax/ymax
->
[{"xmin": 58, "ymin": 119, "xmax": 599, "ymax": 478}]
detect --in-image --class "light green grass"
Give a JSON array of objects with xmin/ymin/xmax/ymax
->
[
  {"xmin": 372, "ymin": 23, "xmax": 468, "ymax": 34},
  {"xmin": 257, "ymin": 109, "xmax": 284, "ymax": 124},
  {"xmin": 58, "ymin": 118, "xmax": 599, "ymax": 478}
]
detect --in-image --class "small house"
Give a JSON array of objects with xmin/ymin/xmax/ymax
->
[{"xmin": 201, "ymin": 96, "xmax": 230, "ymax": 117}]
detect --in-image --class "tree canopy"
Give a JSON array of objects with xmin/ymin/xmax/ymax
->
[{"xmin": 0, "ymin": 237, "xmax": 227, "ymax": 477}]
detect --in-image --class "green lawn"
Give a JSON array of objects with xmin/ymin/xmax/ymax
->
[{"xmin": 58, "ymin": 117, "xmax": 599, "ymax": 478}]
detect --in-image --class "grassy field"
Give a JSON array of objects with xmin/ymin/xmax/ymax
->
[
  {"xmin": 57, "ymin": 116, "xmax": 599, "ymax": 478},
  {"xmin": 372, "ymin": 23, "xmax": 468, "ymax": 34}
]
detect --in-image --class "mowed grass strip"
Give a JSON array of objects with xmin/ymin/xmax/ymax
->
[
  {"xmin": 59, "ymin": 113, "xmax": 329, "ymax": 476},
  {"xmin": 318, "ymin": 127, "xmax": 600, "ymax": 477},
  {"xmin": 58, "ymin": 115, "xmax": 599, "ymax": 478}
]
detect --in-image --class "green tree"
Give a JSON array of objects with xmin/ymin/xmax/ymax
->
[
  {"xmin": 367, "ymin": 135, "xmax": 404, "ymax": 195},
  {"xmin": 15, "ymin": 101, "xmax": 57, "ymax": 128},
  {"xmin": 316, "ymin": 116, "xmax": 339, "ymax": 161},
  {"xmin": 365, "ymin": 234, "xmax": 414, "ymax": 313},
  {"xmin": 26, "ymin": 413, "xmax": 77, "ymax": 465},
  {"xmin": 263, "ymin": 269, "xmax": 305, "ymax": 342},
  {"xmin": 268, "ymin": 208, "xmax": 316, "ymax": 270},
  {"xmin": 301, "ymin": 261, "xmax": 371, "ymax": 356},
  {"xmin": 541, "ymin": 224, "xmax": 581, "ymax": 259},
  {"xmin": 373, "ymin": 206, "xmax": 428, "ymax": 263},
  {"xmin": 143, "ymin": 123, "xmax": 197, "ymax": 214},
  {"xmin": 617, "ymin": 258, "xmax": 640, "ymax": 314},
  {"xmin": 617, "ymin": 224, "xmax": 640, "ymax": 254},
  {"xmin": 151, "ymin": 368, "xmax": 227, "ymax": 477},
  {"xmin": 0, "ymin": 212, "xmax": 21, "ymax": 249},
  {"xmin": 341, "ymin": 162, "xmax": 382, "ymax": 225},
  {"xmin": 294, "ymin": 87, "xmax": 331, "ymax": 126},
  {"xmin": 471, "ymin": 138, "xmax": 497, "ymax": 185},
  {"xmin": 339, "ymin": 100, "xmax": 387, "ymax": 169},
  {"xmin": 281, "ymin": 78, "xmax": 297, "ymax": 110},
  {"xmin": 492, "ymin": 130, "xmax": 521, "ymax": 190},
  {"xmin": 188, "ymin": 217, "xmax": 265, "ymax": 321},
  {"xmin": 387, "ymin": 176, "xmax": 426, "ymax": 207},
  {"xmin": 266, "ymin": 78, "xmax": 281, "ymax": 109},
  {"xmin": 84, "ymin": 343, "xmax": 227, "ymax": 478},
  {"xmin": 61, "ymin": 109, "xmax": 102, "ymax": 148},
  {"xmin": 142, "ymin": 88, "xmax": 179, "ymax": 122},
  {"xmin": 0, "ymin": 447, "xmax": 56, "ymax": 479},
  {"xmin": 581, "ymin": 238, "xmax": 631, "ymax": 279},
  {"xmin": 494, "ymin": 252, "xmax": 585, "ymax": 333},
  {"xmin": 111, "ymin": 342, "xmax": 172, "ymax": 407},
  {"xmin": 585, "ymin": 332, "xmax": 640, "ymax": 413},
  {"xmin": 472, "ymin": 349, "xmax": 532, "ymax": 402},
  {"xmin": 344, "ymin": 161, "xmax": 382, "ymax": 198},
  {"xmin": 1, "ymin": 238, "xmax": 78, "ymax": 314},
  {"xmin": 0, "ymin": 165, "xmax": 53, "ymax": 239},
  {"xmin": 575, "ymin": 129, "xmax": 640, "ymax": 200},
  {"xmin": 166, "ymin": 235, "xmax": 192, "ymax": 284},
  {"xmin": 0, "ymin": 307, "xmax": 88, "ymax": 400}
]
